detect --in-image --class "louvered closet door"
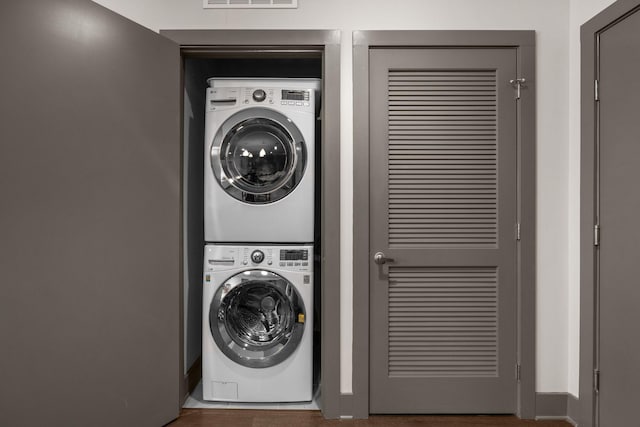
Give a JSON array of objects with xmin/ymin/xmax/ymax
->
[{"xmin": 369, "ymin": 48, "xmax": 518, "ymax": 413}]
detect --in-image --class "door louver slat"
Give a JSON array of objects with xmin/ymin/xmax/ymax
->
[
  {"xmin": 388, "ymin": 267, "xmax": 498, "ymax": 377},
  {"xmin": 388, "ymin": 69, "xmax": 498, "ymax": 248}
]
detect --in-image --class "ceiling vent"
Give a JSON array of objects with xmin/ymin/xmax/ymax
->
[{"xmin": 203, "ymin": 0, "xmax": 298, "ymax": 8}]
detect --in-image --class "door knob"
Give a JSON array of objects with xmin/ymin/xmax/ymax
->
[{"xmin": 374, "ymin": 252, "xmax": 394, "ymax": 265}]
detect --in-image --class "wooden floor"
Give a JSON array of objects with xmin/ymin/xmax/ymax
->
[{"xmin": 168, "ymin": 409, "xmax": 573, "ymax": 427}]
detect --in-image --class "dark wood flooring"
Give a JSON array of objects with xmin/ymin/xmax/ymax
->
[{"xmin": 168, "ymin": 409, "xmax": 572, "ymax": 427}]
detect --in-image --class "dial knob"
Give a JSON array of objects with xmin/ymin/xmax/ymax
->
[
  {"xmin": 252, "ymin": 89, "xmax": 266, "ymax": 102},
  {"xmin": 251, "ymin": 250, "xmax": 265, "ymax": 264}
]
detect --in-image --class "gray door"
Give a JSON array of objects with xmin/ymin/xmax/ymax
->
[
  {"xmin": 0, "ymin": 1, "xmax": 180, "ymax": 427},
  {"xmin": 597, "ymin": 8, "xmax": 640, "ymax": 426},
  {"xmin": 369, "ymin": 48, "xmax": 518, "ymax": 413}
]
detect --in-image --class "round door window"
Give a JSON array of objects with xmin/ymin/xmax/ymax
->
[
  {"xmin": 211, "ymin": 108, "xmax": 307, "ymax": 204},
  {"xmin": 209, "ymin": 270, "xmax": 306, "ymax": 368}
]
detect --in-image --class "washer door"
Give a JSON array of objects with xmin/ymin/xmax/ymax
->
[
  {"xmin": 209, "ymin": 270, "xmax": 306, "ymax": 368},
  {"xmin": 211, "ymin": 107, "xmax": 307, "ymax": 204}
]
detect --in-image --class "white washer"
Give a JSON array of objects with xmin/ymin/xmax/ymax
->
[
  {"xmin": 204, "ymin": 78, "xmax": 320, "ymax": 243},
  {"xmin": 202, "ymin": 244, "xmax": 313, "ymax": 402}
]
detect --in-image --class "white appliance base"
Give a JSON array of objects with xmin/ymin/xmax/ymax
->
[{"xmin": 183, "ymin": 381, "xmax": 320, "ymax": 410}]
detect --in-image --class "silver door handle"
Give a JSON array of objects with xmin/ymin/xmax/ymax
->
[{"xmin": 374, "ymin": 252, "xmax": 394, "ymax": 265}]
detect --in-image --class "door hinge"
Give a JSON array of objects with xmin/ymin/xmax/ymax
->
[
  {"xmin": 516, "ymin": 223, "xmax": 521, "ymax": 241},
  {"xmin": 510, "ymin": 78, "xmax": 526, "ymax": 100},
  {"xmin": 516, "ymin": 364, "xmax": 521, "ymax": 382},
  {"xmin": 594, "ymin": 224, "xmax": 600, "ymax": 246},
  {"xmin": 594, "ymin": 369, "xmax": 600, "ymax": 393},
  {"xmin": 595, "ymin": 79, "xmax": 600, "ymax": 102}
]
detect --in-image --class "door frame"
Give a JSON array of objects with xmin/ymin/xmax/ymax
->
[
  {"xmin": 160, "ymin": 29, "xmax": 342, "ymax": 419},
  {"xmin": 352, "ymin": 30, "xmax": 536, "ymax": 419},
  {"xmin": 580, "ymin": 2, "xmax": 640, "ymax": 426}
]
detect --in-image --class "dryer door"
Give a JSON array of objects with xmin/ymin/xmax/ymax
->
[
  {"xmin": 209, "ymin": 270, "xmax": 306, "ymax": 368},
  {"xmin": 211, "ymin": 107, "xmax": 307, "ymax": 204}
]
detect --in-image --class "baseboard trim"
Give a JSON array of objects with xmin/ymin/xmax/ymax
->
[
  {"xmin": 535, "ymin": 392, "xmax": 579, "ymax": 426},
  {"xmin": 183, "ymin": 357, "xmax": 202, "ymax": 403},
  {"xmin": 339, "ymin": 392, "xmax": 354, "ymax": 418},
  {"xmin": 536, "ymin": 416, "xmax": 577, "ymax": 426},
  {"xmin": 567, "ymin": 393, "xmax": 579, "ymax": 426}
]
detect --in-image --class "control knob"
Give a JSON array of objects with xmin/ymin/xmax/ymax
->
[
  {"xmin": 252, "ymin": 89, "xmax": 266, "ymax": 102},
  {"xmin": 251, "ymin": 250, "xmax": 265, "ymax": 264}
]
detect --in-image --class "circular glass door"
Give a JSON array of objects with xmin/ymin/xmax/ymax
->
[
  {"xmin": 209, "ymin": 270, "xmax": 306, "ymax": 368},
  {"xmin": 211, "ymin": 108, "xmax": 307, "ymax": 204}
]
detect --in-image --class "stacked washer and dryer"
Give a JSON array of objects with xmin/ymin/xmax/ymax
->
[{"xmin": 202, "ymin": 78, "xmax": 320, "ymax": 403}]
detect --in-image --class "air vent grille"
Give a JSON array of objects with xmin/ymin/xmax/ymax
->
[
  {"xmin": 388, "ymin": 267, "xmax": 499, "ymax": 377},
  {"xmin": 203, "ymin": 0, "xmax": 297, "ymax": 8},
  {"xmin": 387, "ymin": 69, "xmax": 498, "ymax": 248}
]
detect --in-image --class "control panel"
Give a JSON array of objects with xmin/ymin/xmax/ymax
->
[
  {"xmin": 206, "ymin": 86, "xmax": 315, "ymax": 113},
  {"xmin": 278, "ymin": 89, "xmax": 313, "ymax": 110},
  {"xmin": 278, "ymin": 249, "xmax": 310, "ymax": 268},
  {"xmin": 204, "ymin": 245, "xmax": 312, "ymax": 272}
]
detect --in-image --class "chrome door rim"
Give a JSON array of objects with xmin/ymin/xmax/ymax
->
[
  {"xmin": 209, "ymin": 270, "xmax": 306, "ymax": 368},
  {"xmin": 210, "ymin": 107, "xmax": 307, "ymax": 204}
]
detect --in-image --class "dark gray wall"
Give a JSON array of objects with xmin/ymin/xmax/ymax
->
[
  {"xmin": 183, "ymin": 60, "xmax": 206, "ymax": 375},
  {"xmin": 0, "ymin": 1, "xmax": 181, "ymax": 426}
]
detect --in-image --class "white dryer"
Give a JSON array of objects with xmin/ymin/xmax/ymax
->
[
  {"xmin": 204, "ymin": 78, "xmax": 320, "ymax": 243},
  {"xmin": 202, "ymin": 244, "xmax": 313, "ymax": 402}
]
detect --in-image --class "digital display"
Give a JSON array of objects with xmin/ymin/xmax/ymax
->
[
  {"xmin": 279, "ymin": 250, "xmax": 309, "ymax": 261},
  {"xmin": 281, "ymin": 90, "xmax": 309, "ymax": 101}
]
